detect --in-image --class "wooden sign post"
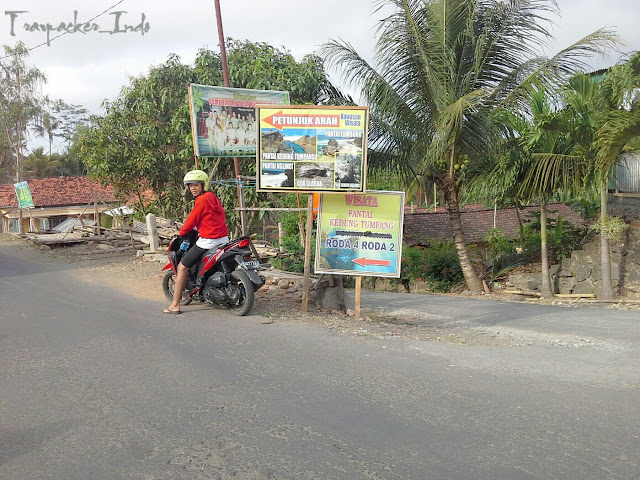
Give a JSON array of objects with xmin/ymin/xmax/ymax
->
[
  {"xmin": 301, "ymin": 193, "xmax": 314, "ymax": 312},
  {"xmin": 354, "ymin": 276, "xmax": 362, "ymax": 318}
]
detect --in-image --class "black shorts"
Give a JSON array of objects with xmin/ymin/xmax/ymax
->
[{"xmin": 180, "ymin": 245, "xmax": 209, "ymax": 268}]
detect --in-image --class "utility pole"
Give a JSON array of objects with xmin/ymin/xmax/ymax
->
[{"xmin": 213, "ymin": 0, "xmax": 247, "ymax": 235}]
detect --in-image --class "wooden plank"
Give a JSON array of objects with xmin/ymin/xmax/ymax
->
[
  {"xmin": 503, "ymin": 289, "xmax": 540, "ymax": 296},
  {"xmin": 596, "ymin": 299, "xmax": 640, "ymax": 304},
  {"xmin": 33, "ymin": 238, "xmax": 87, "ymax": 246},
  {"xmin": 355, "ymin": 277, "xmax": 362, "ymax": 319},
  {"xmin": 73, "ymin": 245, "xmax": 145, "ymax": 255},
  {"xmin": 503, "ymin": 290, "xmax": 599, "ymax": 299},
  {"xmin": 301, "ymin": 194, "xmax": 314, "ymax": 312},
  {"xmin": 555, "ymin": 293, "xmax": 597, "ymax": 298},
  {"xmin": 612, "ymin": 192, "xmax": 640, "ymax": 198}
]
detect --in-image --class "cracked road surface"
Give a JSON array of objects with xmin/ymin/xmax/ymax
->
[{"xmin": 1, "ymin": 244, "xmax": 639, "ymax": 479}]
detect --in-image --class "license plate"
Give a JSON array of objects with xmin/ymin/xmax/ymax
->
[{"xmin": 240, "ymin": 260, "xmax": 260, "ymax": 269}]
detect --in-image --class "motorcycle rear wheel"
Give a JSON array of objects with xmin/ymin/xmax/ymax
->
[
  {"xmin": 227, "ymin": 270, "xmax": 254, "ymax": 316},
  {"xmin": 162, "ymin": 270, "xmax": 192, "ymax": 306}
]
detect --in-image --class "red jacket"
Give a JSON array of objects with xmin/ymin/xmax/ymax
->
[{"xmin": 179, "ymin": 191, "xmax": 228, "ymax": 239}]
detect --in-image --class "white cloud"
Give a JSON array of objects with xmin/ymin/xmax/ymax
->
[
  {"xmin": 2, "ymin": 0, "xmax": 638, "ymax": 120},
  {"xmin": 552, "ymin": 0, "xmax": 639, "ymax": 67}
]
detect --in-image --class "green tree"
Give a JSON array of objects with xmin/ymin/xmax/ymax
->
[
  {"xmin": 79, "ymin": 53, "xmax": 195, "ymax": 216},
  {"xmin": 59, "ymin": 125, "xmax": 89, "ymax": 176},
  {"xmin": 79, "ymin": 41, "xmax": 349, "ymax": 227},
  {"xmin": 53, "ymin": 100, "xmax": 90, "ymax": 152},
  {"xmin": 225, "ymin": 39, "xmax": 352, "ymax": 105},
  {"xmin": 533, "ymin": 74, "xmax": 611, "ymax": 295},
  {"xmin": 0, "ymin": 135, "xmax": 13, "ymax": 183},
  {"xmin": 0, "ymin": 42, "xmax": 47, "ymax": 183},
  {"xmin": 322, "ymin": 0, "xmax": 616, "ymax": 293},
  {"xmin": 29, "ymin": 100, "xmax": 91, "ymax": 177}
]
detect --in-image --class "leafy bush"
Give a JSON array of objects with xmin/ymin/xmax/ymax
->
[
  {"xmin": 484, "ymin": 228, "xmax": 526, "ymax": 277},
  {"xmin": 485, "ymin": 228, "xmax": 516, "ymax": 259},
  {"xmin": 571, "ymin": 199, "xmax": 600, "ymax": 220},
  {"xmin": 272, "ymin": 232, "xmax": 313, "ymax": 273},
  {"xmin": 484, "ymin": 210, "xmax": 588, "ymax": 277},
  {"xmin": 100, "ymin": 214, "xmax": 113, "ymax": 229},
  {"xmin": 521, "ymin": 211, "xmax": 587, "ymax": 262},
  {"xmin": 590, "ymin": 216, "xmax": 628, "ymax": 240},
  {"xmin": 490, "ymin": 252, "xmax": 528, "ymax": 278},
  {"xmin": 398, "ymin": 242, "xmax": 464, "ymax": 292},
  {"xmin": 271, "ymin": 205, "xmax": 314, "ymax": 273}
]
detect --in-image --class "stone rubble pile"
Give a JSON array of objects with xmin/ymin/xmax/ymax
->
[{"xmin": 255, "ymin": 274, "xmax": 305, "ymax": 303}]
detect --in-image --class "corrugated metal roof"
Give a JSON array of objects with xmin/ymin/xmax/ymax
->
[{"xmin": 616, "ymin": 153, "xmax": 640, "ymax": 193}]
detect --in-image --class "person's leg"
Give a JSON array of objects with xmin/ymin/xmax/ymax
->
[
  {"xmin": 166, "ymin": 262, "xmax": 189, "ymax": 312},
  {"xmin": 163, "ymin": 245, "xmax": 205, "ymax": 314}
]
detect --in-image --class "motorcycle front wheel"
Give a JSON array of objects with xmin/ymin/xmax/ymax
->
[
  {"xmin": 162, "ymin": 270, "xmax": 192, "ymax": 306},
  {"xmin": 227, "ymin": 270, "xmax": 254, "ymax": 316}
]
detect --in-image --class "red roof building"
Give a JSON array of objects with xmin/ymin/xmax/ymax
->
[{"xmin": 0, "ymin": 176, "xmax": 117, "ymax": 233}]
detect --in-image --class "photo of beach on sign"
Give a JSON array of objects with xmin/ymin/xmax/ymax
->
[
  {"xmin": 316, "ymin": 129, "xmax": 363, "ymax": 161},
  {"xmin": 261, "ymin": 128, "xmax": 317, "ymax": 159}
]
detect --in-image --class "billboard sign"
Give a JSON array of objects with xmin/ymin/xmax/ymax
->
[
  {"xmin": 189, "ymin": 84, "xmax": 290, "ymax": 158},
  {"xmin": 256, "ymin": 105, "xmax": 368, "ymax": 192},
  {"xmin": 315, "ymin": 191, "xmax": 405, "ymax": 277}
]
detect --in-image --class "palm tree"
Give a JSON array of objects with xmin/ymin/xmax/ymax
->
[
  {"xmin": 554, "ymin": 74, "xmax": 617, "ymax": 298},
  {"xmin": 23, "ymin": 147, "xmax": 60, "ymax": 178},
  {"xmin": 527, "ymin": 56, "xmax": 640, "ymax": 300},
  {"xmin": 33, "ymin": 111, "xmax": 62, "ymax": 157},
  {"xmin": 592, "ymin": 53, "xmax": 640, "ymax": 298},
  {"xmin": 490, "ymin": 87, "xmax": 580, "ymax": 297},
  {"xmin": 322, "ymin": 0, "xmax": 617, "ymax": 292},
  {"xmin": 527, "ymin": 78, "xmax": 620, "ymax": 303}
]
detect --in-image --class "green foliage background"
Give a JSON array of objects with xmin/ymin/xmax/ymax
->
[
  {"xmin": 397, "ymin": 243, "xmax": 464, "ymax": 293},
  {"xmin": 77, "ymin": 40, "xmax": 351, "ymax": 229}
]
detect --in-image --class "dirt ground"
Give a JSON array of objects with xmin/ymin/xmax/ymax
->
[{"xmin": 3, "ymin": 233, "xmax": 637, "ymax": 347}]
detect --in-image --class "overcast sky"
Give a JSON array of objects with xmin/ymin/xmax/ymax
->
[{"xmin": 2, "ymin": 0, "xmax": 639, "ymax": 150}]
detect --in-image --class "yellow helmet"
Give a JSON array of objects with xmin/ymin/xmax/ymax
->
[{"xmin": 183, "ymin": 170, "xmax": 209, "ymax": 191}]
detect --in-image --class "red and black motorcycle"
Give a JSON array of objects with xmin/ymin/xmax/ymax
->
[{"xmin": 162, "ymin": 231, "xmax": 264, "ymax": 316}]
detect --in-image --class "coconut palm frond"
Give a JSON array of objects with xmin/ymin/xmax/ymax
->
[
  {"xmin": 520, "ymin": 153, "xmax": 587, "ymax": 198},
  {"xmin": 595, "ymin": 108, "xmax": 640, "ymax": 171},
  {"xmin": 321, "ymin": 0, "xmax": 623, "ymax": 294},
  {"xmin": 499, "ymin": 29, "xmax": 620, "ymax": 112}
]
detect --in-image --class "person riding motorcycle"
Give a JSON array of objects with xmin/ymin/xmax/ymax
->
[{"xmin": 163, "ymin": 170, "xmax": 229, "ymax": 314}]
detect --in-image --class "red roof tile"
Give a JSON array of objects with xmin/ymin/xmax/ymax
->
[
  {"xmin": 404, "ymin": 203, "xmax": 586, "ymax": 245},
  {"xmin": 0, "ymin": 177, "xmax": 116, "ymax": 208},
  {"xmin": 0, "ymin": 185, "xmax": 14, "ymax": 207}
]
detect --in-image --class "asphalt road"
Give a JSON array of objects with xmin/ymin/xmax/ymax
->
[{"xmin": 1, "ymin": 245, "xmax": 639, "ymax": 479}]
